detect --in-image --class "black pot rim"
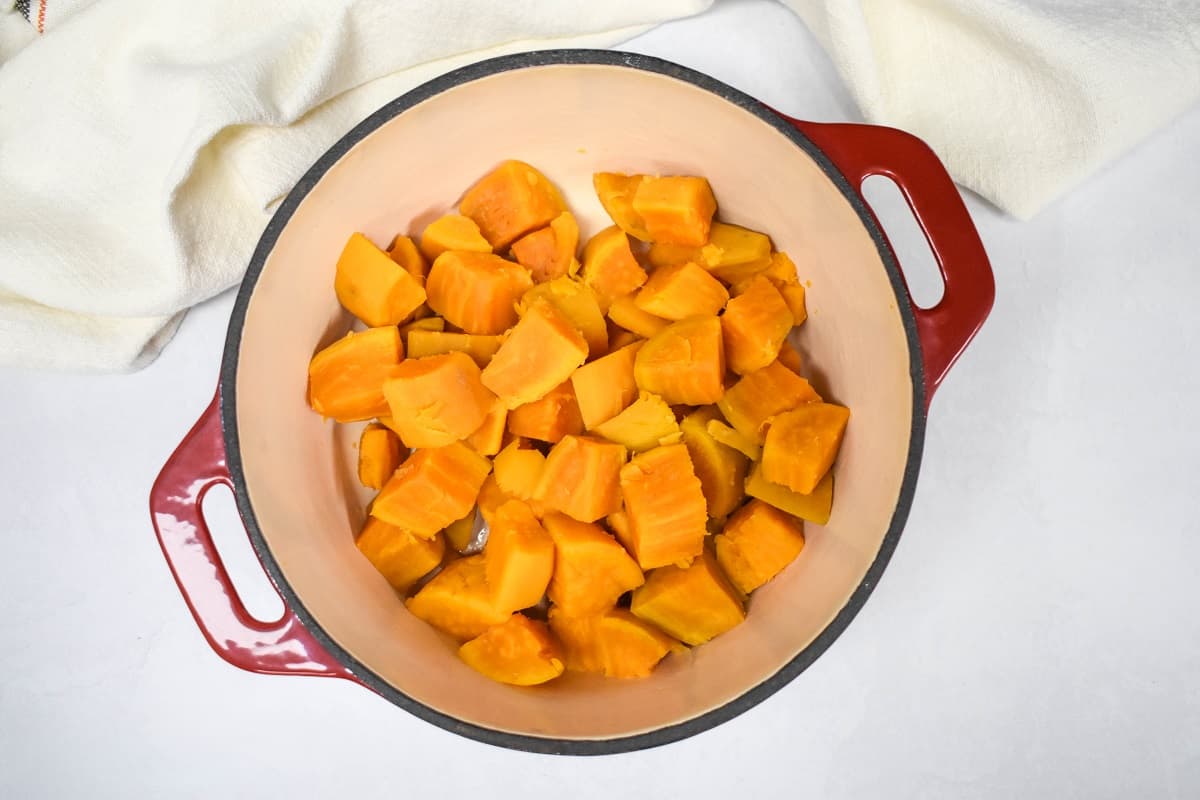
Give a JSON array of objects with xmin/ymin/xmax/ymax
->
[{"xmin": 220, "ymin": 48, "xmax": 927, "ymax": 756}]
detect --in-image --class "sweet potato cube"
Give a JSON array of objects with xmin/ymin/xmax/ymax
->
[
  {"xmin": 477, "ymin": 474, "xmax": 514, "ymax": 526},
  {"xmin": 357, "ymin": 422, "xmax": 403, "ymax": 490},
  {"xmin": 371, "ymin": 442, "xmax": 491, "ymax": 536},
  {"xmin": 634, "ymin": 262, "xmax": 729, "ymax": 321},
  {"xmin": 618, "ymin": 443, "xmax": 707, "ymax": 569},
  {"xmin": 606, "ymin": 509, "xmax": 634, "ymax": 553},
  {"xmin": 510, "ymin": 211, "xmax": 579, "ymax": 283},
  {"xmin": 543, "ymin": 513, "xmax": 645, "ymax": 616},
  {"xmin": 714, "ymin": 500, "xmax": 805, "ymax": 594},
  {"xmin": 630, "ymin": 548, "xmax": 745, "ymax": 645},
  {"xmin": 355, "ymin": 517, "xmax": 445, "ymax": 594},
  {"xmin": 722, "ymin": 275, "xmax": 794, "ymax": 375},
  {"xmin": 399, "ymin": 316, "xmax": 444, "ymax": 336},
  {"xmin": 777, "ymin": 339, "xmax": 804, "ymax": 374},
  {"xmin": 458, "ymin": 614, "xmax": 564, "ymax": 685},
  {"xmin": 405, "ymin": 330, "xmax": 503, "ymax": 368},
  {"xmin": 717, "ymin": 359, "xmax": 822, "ymax": 444},
  {"xmin": 460, "ymin": 160, "xmax": 566, "ymax": 249},
  {"xmin": 761, "ymin": 403, "xmax": 850, "ymax": 494},
  {"xmin": 763, "ymin": 252, "xmax": 807, "ymax": 324},
  {"xmin": 425, "ymin": 251, "xmax": 533, "ymax": 335},
  {"xmin": 507, "ymin": 380, "xmax": 584, "ymax": 443},
  {"xmin": 631, "ymin": 176, "xmax": 717, "ymax": 246},
  {"xmin": 482, "ymin": 300, "xmax": 589, "ymax": 409},
  {"xmin": 521, "ymin": 277, "xmax": 608, "ymax": 356},
  {"xmin": 406, "ymin": 555, "xmax": 508, "ymax": 640},
  {"xmin": 534, "ymin": 435, "xmax": 626, "ymax": 523},
  {"xmin": 493, "ymin": 441, "xmax": 547, "ymax": 502},
  {"xmin": 443, "ymin": 510, "xmax": 478, "ymax": 554},
  {"xmin": 570, "ymin": 341, "xmax": 642, "ymax": 429},
  {"xmin": 580, "ymin": 225, "xmax": 648, "ymax": 310},
  {"xmin": 465, "ymin": 399, "xmax": 507, "ymax": 457},
  {"xmin": 633, "ymin": 316, "xmax": 725, "ymax": 405},
  {"xmin": 705, "ymin": 418, "xmax": 761, "ymax": 461},
  {"xmin": 387, "ymin": 234, "xmax": 429, "ymax": 283},
  {"xmin": 334, "ymin": 233, "xmax": 427, "ymax": 327},
  {"xmin": 418, "ymin": 213, "xmax": 492, "ymax": 262},
  {"xmin": 307, "ymin": 326, "xmax": 404, "ymax": 423},
  {"xmin": 549, "ymin": 607, "xmax": 680, "ymax": 678},
  {"xmin": 608, "ymin": 293, "xmax": 669, "ymax": 339},
  {"xmin": 592, "ymin": 173, "xmax": 651, "ymax": 241},
  {"xmin": 484, "ymin": 500, "xmax": 555, "ymax": 613},
  {"xmin": 591, "ymin": 392, "xmax": 680, "ymax": 453},
  {"xmin": 679, "ymin": 407, "xmax": 748, "ymax": 520},
  {"xmin": 381, "ymin": 352, "xmax": 496, "ymax": 448},
  {"xmin": 745, "ymin": 465, "xmax": 834, "ymax": 525},
  {"xmin": 647, "ymin": 222, "xmax": 773, "ymax": 285}
]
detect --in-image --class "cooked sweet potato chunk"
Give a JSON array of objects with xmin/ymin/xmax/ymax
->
[
  {"xmin": 717, "ymin": 359, "xmax": 821, "ymax": 444},
  {"xmin": 631, "ymin": 175, "xmax": 717, "ymax": 246},
  {"xmin": 510, "ymin": 211, "xmax": 579, "ymax": 283},
  {"xmin": 381, "ymin": 352, "xmax": 495, "ymax": 448},
  {"xmin": 357, "ymin": 422, "xmax": 403, "ymax": 490},
  {"xmin": 482, "ymin": 300, "xmax": 589, "ymax": 409},
  {"xmin": 418, "ymin": 213, "xmax": 492, "ymax": 262},
  {"xmin": 761, "ymin": 402, "xmax": 850, "ymax": 494},
  {"xmin": 633, "ymin": 316, "xmax": 725, "ymax": 405},
  {"xmin": 543, "ymin": 513, "xmax": 645, "ymax": 616},
  {"xmin": 630, "ymin": 548, "xmax": 744, "ymax": 645},
  {"xmin": 580, "ymin": 225, "xmax": 648, "ymax": 309},
  {"xmin": 307, "ymin": 326, "xmax": 404, "ymax": 423},
  {"xmin": 722, "ymin": 275, "xmax": 794, "ymax": 375},
  {"xmin": 460, "ymin": 160, "xmax": 566, "ymax": 249},
  {"xmin": 425, "ymin": 251, "xmax": 532, "ymax": 335},
  {"xmin": 407, "ymin": 555, "xmax": 508, "ymax": 640},
  {"xmin": 458, "ymin": 614, "xmax": 564, "ymax": 685},
  {"xmin": 635, "ymin": 262, "xmax": 729, "ymax": 321},
  {"xmin": 484, "ymin": 500, "xmax": 555, "ymax": 613},
  {"xmin": 356, "ymin": 517, "xmax": 444, "ymax": 594},
  {"xmin": 371, "ymin": 442, "xmax": 491, "ymax": 537},
  {"xmin": 534, "ymin": 435, "xmax": 626, "ymax": 523},
  {"xmin": 714, "ymin": 500, "xmax": 805, "ymax": 594},
  {"xmin": 618, "ymin": 443, "xmax": 707, "ymax": 569},
  {"xmin": 335, "ymin": 232, "xmax": 427, "ymax": 327}
]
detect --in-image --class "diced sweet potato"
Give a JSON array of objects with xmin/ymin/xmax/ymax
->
[
  {"xmin": 405, "ymin": 330, "xmax": 503, "ymax": 368},
  {"xmin": 458, "ymin": 614, "xmax": 564, "ymax": 685},
  {"xmin": 633, "ymin": 316, "xmax": 725, "ymax": 405},
  {"xmin": 387, "ymin": 234, "xmax": 429, "ymax": 283},
  {"xmin": 406, "ymin": 555, "xmax": 508, "ymax": 640},
  {"xmin": 570, "ymin": 341, "xmax": 642, "ymax": 429},
  {"xmin": 580, "ymin": 225, "xmax": 648, "ymax": 310},
  {"xmin": 717, "ymin": 359, "xmax": 821, "ymax": 444},
  {"xmin": 493, "ymin": 440, "xmax": 547, "ymax": 502},
  {"xmin": 705, "ymin": 418, "xmax": 761, "ymax": 461},
  {"xmin": 381, "ymin": 352, "xmax": 496, "ymax": 448},
  {"xmin": 634, "ymin": 262, "xmax": 729, "ymax": 321},
  {"xmin": 714, "ymin": 500, "xmax": 805, "ymax": 594},
  {"xmin": 591, "ymin": 392, "xmax": 680, "ymax": 453},
  {"xmin": 399, "ymin": 316, "xmax": 444, "ymax": 336},
  {"xmin": 679, "ymin": 407, "xmax": 748, "ymax": 520},
  {"xmin": 334, "ymin": 232, "xmax": 428, "ymax": 327},
  {"xmin": 307, "ymin": 326, "xmax": 404, "ymax": 423},
  {"xmin": 744, "ymin": 466, "xmax": 833, "ymax": 525},
  {"xmin": 535, "ymin": 435, "xmax": 627, "ymax": 523},
  {"xmin": 510, "ymin": 211, "xmax": 579, "ymax": 283},
  {"xmin": 592, "ymin": 174, "xmax": 651, "ymax": 241},
  {"xmin": 521, "ymin": 277, "xmax": 608, "ymax": 356},
  {"xmin": 618, "ymin": 443, "xmax": 707, "ymax": 569},
  {"xmin": 543, "ymin": 513, "xmax": 644, "ymax": 616},
  {"xmin": 425, "ymin": 251, "xmax": 533, "ymax": 335},
  {"xmin": 607, "ymin": 293, "xmax": 669, "ymax": 339},
  {"xmin": 443, "ymin": 511, "xmax": 478, "ymax": 554},
  {"xmin": 418, "ymin": 213, "xmax": 492, "ymax": 262},
  {"xmin": 631, "ymin": 176, "xmax": 717, "ymax": 246},
  {"xmin": 762, "ymin": 252, "xmax": 807, "ymax": 324},
  {"xmin": 721, "ymin": 275, "xmax": 794, "ymax": 375},
  {"xmin": 606, "ymin": 509, "xmax": 634, "ymax": 554},
  {"xmin": 760, "ymin": 403, "xmax": 850, "ymax": 494},
  {"xmin": 465, "ymin": 399, "xmax": 507, "ymax": 457},
  {"xmin": 776, "ymin": 339, "xmax": 804, "ymax": 374},
  {"xmin": 355, "ymin": 517, "xmax": 445, "ymax": 594},
  {"xmin": 484, "ymin": 500, "xmax": 555, "ymax": 613},
  {"xmin": 460, "ymin": 160, "xmax": 566, "ymax": 249},
  {"xmin": 647, "ymin": 222, "xmax": 772, "ymax": 285},
  {"xmin": 630, "ymin": 548, "xmax": 744, "ymax": 645},
  {"xmin": 482, "ymin": 300, "xmax": 589, "ymax": 409},
  {"xmin": 371, "ymin": 442, "xmax": 491, "ymax": 536},
  {"xmin": 549, "ymin": 607, "xmax": 680, "ymax": 678},
  {"xmin": 507, "ymin": 380, "xmax": 584, "ymax": 444},
  {"xmin": 357, "ymin": 422, "xmax": 403, "ymax": 490}
]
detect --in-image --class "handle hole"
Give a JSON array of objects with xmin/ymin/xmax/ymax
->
[
  {"xmin": 862, "ymin": 175, "xmax": 945, "ymax": 309},
  {"xmin": 201, "ymin": 484, "xmax": 285, "ymax": 622}
]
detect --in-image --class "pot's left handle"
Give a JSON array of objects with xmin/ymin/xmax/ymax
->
[{"xmin": 149, "ymin": 392, "xmax": 354, "ymax": 679}]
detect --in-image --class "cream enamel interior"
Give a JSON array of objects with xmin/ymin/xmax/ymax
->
[{"xmin": 233, "ymin": 63, "xmax": 914, "ymax": 740}]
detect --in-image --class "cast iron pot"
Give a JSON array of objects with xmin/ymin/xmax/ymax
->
[{"xmin": 149, "ymin": 50, "xmax": 994, "ymax": 755}]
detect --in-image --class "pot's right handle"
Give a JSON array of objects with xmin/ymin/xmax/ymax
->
[{"xmin": 780, "ymin": 118, "xmax": 995, "ymax": 408}]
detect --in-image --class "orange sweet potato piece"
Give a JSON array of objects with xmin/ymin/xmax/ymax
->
[
  {"xmin": 722, "ymin": 275, "xmax": 794, "ymax": 375},
  {"xmin": 357, "ymin": 422, "xmax": 403, "ymax": 490},
  {"xmin": 405, "ymin": 330, "xmax": 503, "ymax": 368},
  {"xmin": 334, "ymin": 233, "xmax": 427, "ymax": 327},
  {"xmin": 406, "ymin": 555, "xmax": 508, "ymax": 640},
  {"xmin": 549, "ymin": 606, "xmax": 680, "ymax": 678},
  {"xmin": 534, "ymin": 435, "xmax": 627, "ymax": 523},
  {"xmin": 760, "ymin": 402, "xmax": 850, "ymax": 494},
  {"xmin": 460, "ymin": 160, "xmax": 566, "ymax": 249},
  {"xmin": 355, "ymin": 517, "xmax": 445, "ymax": 594},
  {"xmin": 634, "ymin": 262, "xmax": 729, "ymax": 321},
  {"xmin": 399, "ymin": 316, "xmax": 444, "ymax": 336},
  {"xmin": 510, "ymin": 211, "xmax": 579, "ymax": 283},
  {"xmin": 745, "ymin": 465, "xmax": 834, "ymax": 525},
  {"xmin": 705, "ymin": 418, "xmax": 761, "ymax": 461},
  {"xmin": 647, "ymin": 222, "xmax": 772, "ymax": 285},
  {"xmin": 543, "ymin": 513, "xmax": 644, "ymax": 616},
  {"xmin": 418, "ymin": 213, "xmax": 492, "ymax": 262},
  {"xmin": 618, "ymin": 443, "xmax": 707, "ymax": 569},
  {"xmin": 762, "ymin": 251, "xmax": 807, "ymax": 323},
  {"xmin": 776, "ymin": 339, "xmax": 804, "ymax": 374},
  {"xmin": 679, "ymin": 407, "xmax": 748, "ymax": 520},
  {"xmin": 458, "ymin": 614, "xmax": 564, "ymax": 685},
  {"xmin": 580, "ymin": 226, "xmax": 648, "ymax": 310},
  {"xmin": 631, "ymin": 176, "xmax": 717, "ymax": 246},
  {"xmin": 465, "ymin": 399, "xmax": 507, "ymax": 457},
  {"xmin": 592, "ymin": 174, "xmax": 651, "ymax": 241},
  {"xmin": 381, "ymin": 352, "xmax": 496, "ymax": 448},
  {"xmin": 371, "ymin": 442, "xmax": 491, "ymax": 536},
  {"xmin": 717, "ymin": 359, "xmax": 821, "ymax": 444},
  {"xmin": 591, "ymin": 392, "xmax": 680, "ymax": 453},
  {"xmin": 607, "ymin": 293, "xmax": 669, "ymax": 339},
  {"xmin": 633, "ymin": 316, "xmax": 725, "ymax": 405},
  {"xmin": 482, "ymin": 300, "xmax": 589, "ymax": 409},
  {"xmin": 307, "ymin": 326, "xmax": 404, "ymax": 423},
  {"xmin": 606, "ymin": 509, "xmax": 634, "ymax": 554},
  {"xmin": 630, "ymin": 548, "xmax": 744, "ymax": 645},
  {"xmin": 507, "ymin": 380, "xmax": 584, "ymax": 443},
  {"xmin": 387, "ymin": 234, "xmax": 429, "ymax": 283},
  {"xmin": 521, "ymin": 277, "xmax": 608, "ymax": 356},
  {"xmin": 425, "ymin": 251, "xmax": 533, "ymax": 335},
  {"xmin": 443, "ymin": 511, "xmax": 479, "ymax": 554},
  {"xmin": 493, "ymin": 440, "xmax": 547, "ymax": 502},
  {"xmin": 714, "ymin": 500, "xmax": 805, "ymax": 594},
  {"xmin": 570, "ymin": 341, "xmax": 642, "ymax": 429},
  {"xmin": 484, "ymin": 500, "xmax": 555, "ymax": 613}
]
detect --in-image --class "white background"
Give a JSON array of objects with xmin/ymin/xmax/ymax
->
[{"xmin": 3, "ymin": 1, "xmax": 1199, "ymax": 796}]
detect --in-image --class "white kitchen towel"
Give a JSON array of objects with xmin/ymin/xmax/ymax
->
[{"xmin": 1, "ymin": 1, "xmax": 1198, "ymax": 372}]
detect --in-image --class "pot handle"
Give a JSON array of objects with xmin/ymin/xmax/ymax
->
[
  {"xmin": 778, "ymin": 117, "xmax": 995, "ymax": 407},
  {"xmin": 149, "ymin": 392, "xmax": 354, "ymax": 679}
]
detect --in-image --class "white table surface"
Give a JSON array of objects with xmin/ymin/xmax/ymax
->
[{"xmin": 4, "ymin": 2, "xmax": 1199, "ymax": 797}]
